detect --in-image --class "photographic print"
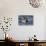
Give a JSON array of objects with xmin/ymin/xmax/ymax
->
[{"xmin": 18, "ymin": 15, "xmax": 33, "ymax": 25}]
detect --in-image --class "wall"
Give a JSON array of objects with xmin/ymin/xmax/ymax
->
[
  {"xmin": 9, "ymin": 15, "xmax": 45, "ymax": 40},
  {"xmin": 44, "ymin": 16, "xmax": 46, "ymax": 40},
  {"xmin": 0, "ymin": 0, "xmax": 46, "ymax": 40}
]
